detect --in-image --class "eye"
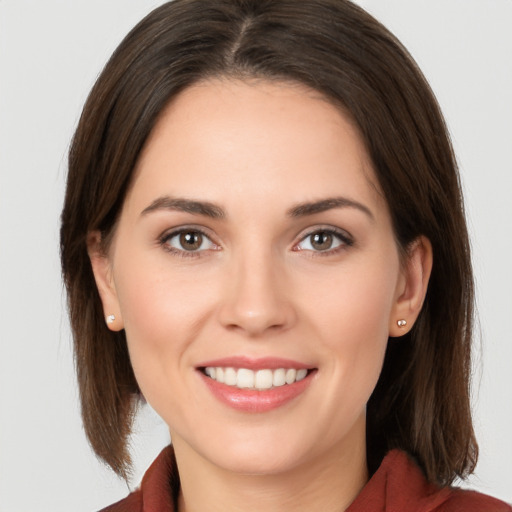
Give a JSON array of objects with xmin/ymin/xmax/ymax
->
[
  {"xmin": 161, "ymin": 229, "xmax": 218, "ymax": 254},
  {"xmin": 295, "ymin": 228, "xmax": 352, "ymax": 253}
]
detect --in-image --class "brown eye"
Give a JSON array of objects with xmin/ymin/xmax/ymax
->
[
  {"xmin": 179, "ymin": 231, "xmax": 203, "ymax": 251},
  {"xmin": 310, "ymin": 232, "xmax": 334, "ymax": 251},
  {"xmin": 163, "ymin": 229, "xmax": 217, "ymax": 254},
  {"xmin": 295, "ymin": 228, "xmax": 351, "ymax": 253}
]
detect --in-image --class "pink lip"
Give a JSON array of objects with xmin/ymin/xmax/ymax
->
[
  {"xmin": 200, "ymin": 374, "xmax": 313, "ymax": 413},
  {"xmin": 197, "ymin": 356, "xmax": 311, "ymax": 371},
  {"xmin": 196, "ymin": 357, "xmax": 316, "ymax": 413}
]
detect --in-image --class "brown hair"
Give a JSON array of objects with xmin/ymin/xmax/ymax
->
[{"xmin": 61, "ymin": 0, "xmax": 477, "ymax": 483}]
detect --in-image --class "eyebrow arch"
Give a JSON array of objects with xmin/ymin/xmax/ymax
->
[
  {"xmin": 141, "ymin": 196, "xmax": 226, "ymax": 219},
  {"xmin": 287, "ymin": 197, "xmax": 374, "ymax": 220}
]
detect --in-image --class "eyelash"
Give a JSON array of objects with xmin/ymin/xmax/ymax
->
[
  {"xmin": 294, "ymin": 227, "xmax": 354, "ymax": 256},
  {"xmin": 159, "ymin": 227, "xmax": 218, "ymax": 258},
  {"xmin": 159, "ymin": 226, "xmax": 354, "ymax": 258}
]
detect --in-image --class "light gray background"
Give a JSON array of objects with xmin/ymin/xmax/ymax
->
[{"xmin": 0, "ymin": 1, "xmax": 511, "ymax": 510}]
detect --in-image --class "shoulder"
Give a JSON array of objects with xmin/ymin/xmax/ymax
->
[
  {"xmin": 440, "ymin": 488, "xmax": 512, "ymax": 512},
  {"xmin": 97, "ymin": 445, "xmax": 178, "ymax": 512},
  {"xmin": 349, "ymin": 450, "xmax": 511, "ymax": 512},
  {"xmin": 99, "ymin": 490, "xmax": 142, "ymax": 512},
  {"xmin": 389, "ymin": 450, "xmax": 512, "ymax": 512}
]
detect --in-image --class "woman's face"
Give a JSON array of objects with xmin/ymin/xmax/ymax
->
[{"xmin": 92, "ymin": 79, "xmax": 420, "ymax": 475}]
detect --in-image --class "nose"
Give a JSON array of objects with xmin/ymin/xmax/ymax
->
[{"xmin": 217, "ymin": 249, "xmax": 296, "ymax": 337}]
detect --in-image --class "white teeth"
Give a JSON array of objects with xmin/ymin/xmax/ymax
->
[
  {"xmin": 224, "ymin": 367, "xmax": 237, "ymax": 386},
  {"xmin": 285, "ymin": 368, "xmax": 297, "ymax": 384},
  {"xmin": 237, "ymin": 368, "xmax": 254, "ymax": 389},
  {"xmin": 203, "ymin": 366, "xmax": 310, "ymax": 390},
  {"xmin": 296, "ymin": 369, "xmax": 308, "ymax": 381},
  {"xmin": 272, "ymin": 368, "xmax": 286, "ymax": 387},
  {"xmin": 255, "ymin": 369, "xmax": 273, "ymax": 390},
  {"xmin": 205, "ymin": 367, "xmax": 216, "ymax": 379}
]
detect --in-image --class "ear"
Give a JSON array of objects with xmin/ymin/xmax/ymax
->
[
  {"xmin": 87, "ymin": 231, "xmax": 124, "ymax": 331},
  {"xmin": 389, "ymin": 236, "xmax": 433, "ymax": 337}
]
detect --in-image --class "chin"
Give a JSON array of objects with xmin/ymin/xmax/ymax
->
[
  {"xmin": 199, "ymin": 434, "xmax": 313, "ymax": 476},
  {"xmin": 216, "ymin": 452, "xmax": 301, "ymax": 476}
]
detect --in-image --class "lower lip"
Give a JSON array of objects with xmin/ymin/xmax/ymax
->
[{"xmin": 199, "ymin": 371, "xmax": 315, "ymax": 413}]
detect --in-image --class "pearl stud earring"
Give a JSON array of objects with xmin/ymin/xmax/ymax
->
[
  {"xmin": 397, "ymin": 319, "xmax": 407, "ymax": 328},
  {"xmin": 106, "ymin": 314, "xmax": 115, "ymax": 324}
]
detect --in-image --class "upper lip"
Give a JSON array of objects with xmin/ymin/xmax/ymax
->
[{"xmin": 196, "ymin": 356, "xmax": 313, "ymax": 371}]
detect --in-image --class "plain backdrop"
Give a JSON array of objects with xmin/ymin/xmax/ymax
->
[{"xmin": 0, "ymin": 1, "xmax": 511, "ymax": 510}]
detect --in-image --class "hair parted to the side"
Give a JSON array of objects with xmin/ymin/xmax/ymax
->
[{"xmin": 60, "ymin": 0, "xmax": 477, "ymax": 483}]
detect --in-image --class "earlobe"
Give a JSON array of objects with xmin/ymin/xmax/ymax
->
[
  {"xmin": 87, "ymin": 231, "xmax": 124, "ymax": 331},
  {"xmin": 389, "ymin": 236, "xmax": 433, "ymax": 337}
]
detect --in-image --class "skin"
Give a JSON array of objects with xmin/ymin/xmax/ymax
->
[{"xmin": 89, "ymin": 79, "xmax": 432, "ymax": 512}]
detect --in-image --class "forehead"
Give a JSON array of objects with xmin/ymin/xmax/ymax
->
[{"xmin": 127, "ymin": 79, "xmax": 384, "ymax": 215}]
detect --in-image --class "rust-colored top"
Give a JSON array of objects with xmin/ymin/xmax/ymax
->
[{"xmin": 100, "ymin": 447, "xmax": 511, "ymax": 511}]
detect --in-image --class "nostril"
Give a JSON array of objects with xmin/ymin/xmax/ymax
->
[{"xmin": 218, "ymin": 303, "xmax": 296, "ymax": 336}]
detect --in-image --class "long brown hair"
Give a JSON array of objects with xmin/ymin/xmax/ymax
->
[{"xmin": 61, "ymin": 0, "xmax": 477, "ymax": 483}]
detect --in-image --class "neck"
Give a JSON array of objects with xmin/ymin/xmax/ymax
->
[{"xmin": 173, "ymin": 423, "xmax": 368, "ymax": 512}]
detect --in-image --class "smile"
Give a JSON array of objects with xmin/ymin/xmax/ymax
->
[
  {"xmin": 203, "ymin": 367, "xmax": 309, "ymax": 390},
  {"xmin": 197, "ymin": 357, "xmax": 316, "ymax": 412}
]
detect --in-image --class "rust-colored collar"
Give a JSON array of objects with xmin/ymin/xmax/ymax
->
[{"xmin": 102, "ymin": 446, "xmax": 510, "ymax": 511}]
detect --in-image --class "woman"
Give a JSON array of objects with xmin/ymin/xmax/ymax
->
[{"xmin": 60, "ymin": 0, "xmax": 511, "ymax": 510}]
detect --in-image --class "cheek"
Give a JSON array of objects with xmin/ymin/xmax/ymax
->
[
  {"xmin": 305, "ymin": 249, "xmax": 400, "ymax": 391},
  {"xmin": 313, "ymin": 257, "xmax": 397, "ymax": 342},
  {"xmin": 112, "ymin": 254, "xmax": 215, "ymax": 380},
  {"xmin": 113, "ymin": 268, "xmax": 217, "ymax": 417}
]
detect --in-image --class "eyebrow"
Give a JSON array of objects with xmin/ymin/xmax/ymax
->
[
  {"xmin": 141, "ymin": 196, "xmax": 226, "ymax": 219},
  {"xmin": 287, "ymin": 197, "xmax": 374, "ymax": 220},
  {"xmin": 140, "ymin": 195, "xmax": 373, "ymax": 221}
]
